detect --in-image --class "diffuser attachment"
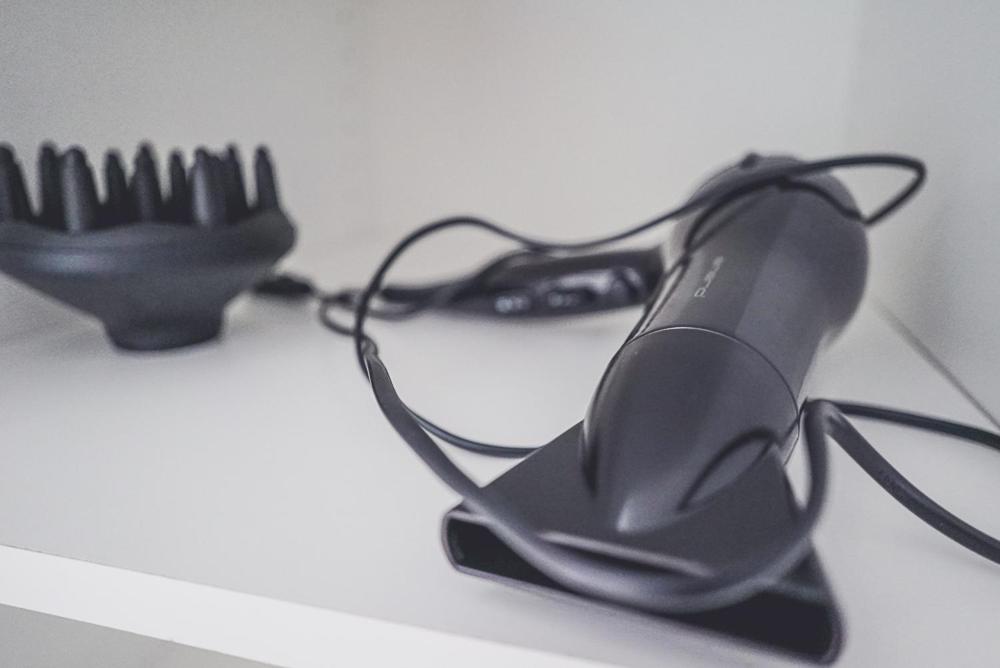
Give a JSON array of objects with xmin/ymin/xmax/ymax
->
[{"xmin": 0, "ymin": 142, "xmax": 295, "ymax": 350}]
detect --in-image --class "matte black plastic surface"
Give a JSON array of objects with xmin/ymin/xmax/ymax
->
[
  {"xmin": 0, "ymin": 211, "xmax": 295, "ymax": 349},
  {"xmin": 0, "ymin": 143, "xmax": 295, "ymax": 350},
  {"xmin": 382, "ymin": 248, "xmax": 665, "ymax": 317},
  {"xmin": 445, "ymin": 425, "xmax": 843, "ymax": 663},
  {"xmin": 443, "ymin": 155, "xmax": 867, "ymax": 662}
]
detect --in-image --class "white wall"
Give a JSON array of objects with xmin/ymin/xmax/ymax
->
[
  {"xmin": 359, "ymin": 0, "xmax": 863, "ymax": 240},
  {"xmin": 352, "ymin": 0, "xmax": 867, "ymax": 296},
  {"xmin": 846, "ymin": 1, "xmax": 1000, "ymax": 413},
  {"xmin": 0, "ymin": 0, "xmax": 864, "ymax": 244},
  {"xmin": 0, "ymin": 0, "xmax": 372, "ymax": 339},
  {"xmin": 10, "ymin": 1, "xmax": 995, "ymax": 416},
  {"xmin": 0, "ymin": 0, "xmax": 372, "ymax": 238},
  {"xmin": 0, "ymin": 1, "xmax": 864, "ymax": 339}
]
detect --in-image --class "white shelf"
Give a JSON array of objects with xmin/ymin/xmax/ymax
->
[{"xmin": 1, "ymin": 261, "xmax": 998, "ymax": 666}]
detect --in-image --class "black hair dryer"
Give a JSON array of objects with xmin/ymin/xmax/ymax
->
[{"xmin": 442, "ymin": 157, "xmax": 867, "ymax": 662}]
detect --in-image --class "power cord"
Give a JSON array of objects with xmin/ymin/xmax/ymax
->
[{"xmin": 260, "ymin": 154, "xmax": 1000, "ymax": 612}]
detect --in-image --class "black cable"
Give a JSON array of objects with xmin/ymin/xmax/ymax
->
[
  {"xmin": 344, "ymin": 153, "xmax": 976, "ymax": 615},
  {"xmin": 260, "ymin": 249, "xmax": 550, "ymax": 342},
  {"xmin": 267, "ymin": 152, "xmax": 1000, "ymax": 612},
  {"xmin": 366, "ymin": 355, "xmax": 1000, "ymax": 613},
  {"xmin": 351, "ymin": 154, "xmax": 926, "ymax": 457},
  {"xmin": 261, "ymin": 155, "xmax": 928, "ymax": 459},
  {"xmin": 830, "ymin": 400, "xmax": 1000, "ymax": 564},
  {"xmin": 322, "ymin": 249, "xmax": 544, "ymax": 325},
  {"xmin": 366, "ymin": 349, "xmax": 829, "ymax": 613}
]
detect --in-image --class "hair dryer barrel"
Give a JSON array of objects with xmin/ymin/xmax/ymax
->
[{"xmin": 582, "ymin": 157, "xmax": 869, "ymax": 532}]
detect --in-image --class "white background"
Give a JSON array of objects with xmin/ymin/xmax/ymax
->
[
  {"xmin": 0, "ymin": 0, "xmax": 861, "ymax": 335},
  {"xmin": 3, "ymin": 0, "xmax": 995, "ymax": 411},
  {"xmin": 1, "ymin": 2, "xmax": 999, "ymax": 666},
  {"xmin": 845, "ymin": 2, "xmax": 1000, "ymax": 413}
]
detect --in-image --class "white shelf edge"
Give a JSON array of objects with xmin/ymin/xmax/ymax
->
[{"xmin": 0, "ymin": 543, "xmax": 608, "ymax": 668}]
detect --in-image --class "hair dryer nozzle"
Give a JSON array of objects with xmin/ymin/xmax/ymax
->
[{"xmin": 443, "ymin": 424, "xmax": 844, "ymax": 663}]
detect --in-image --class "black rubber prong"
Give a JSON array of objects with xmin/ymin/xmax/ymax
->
[
  {"xmin": 0, "ymin": 144, "xmax": 33, "ymax": 222},
  {"xmin": 0, "ymin": 144, "xmax": 16, "ymax": 221},
  {"xmin": 222, "ymin": 144, "xmax": 249, "ymax": 221},
  {"xmin": 130, "ymin": 142, "xmax": 163, "ymax": 221},
  {"xmin": 167, "ymin": 150, "xmax": 189, "ymax": 223},
  {"xmin": 61, "ymin": 147, "xmax": 100, "ymax": 233},
  {"xmin": 190, "ymin": 148, "xmax": 228, "ymax": 227},
  {"xmin": 10, "ymin": 157, "xmax": 32, "ymax": 222},
  {"xmin": 39, "ymin": 143, "xmax": 64, "ymax": 228},
  {"xmin": 103, "ymin": 150, "xmax": 130, "ymax": 225},
  {"xmin": 253, "ymin": 146, "xmax": 280, "ymax": 211}
]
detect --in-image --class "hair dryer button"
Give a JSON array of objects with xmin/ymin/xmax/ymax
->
[
  {"xmin": 543, "ymin": 288, "xmax": 592, "ymax": 310},
  {"xmin": 494, "ymin": 292, "xmax": 533, "ymax": 314}
]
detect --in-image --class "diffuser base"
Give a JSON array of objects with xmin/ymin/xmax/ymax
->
[{"xmin": 106, "ymin": 316, "xmax": 223, "ymax": 351}]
